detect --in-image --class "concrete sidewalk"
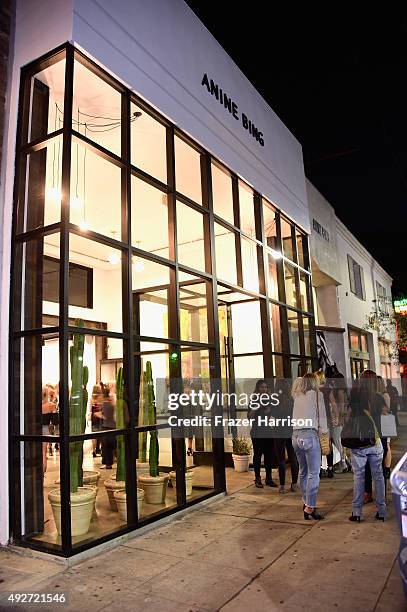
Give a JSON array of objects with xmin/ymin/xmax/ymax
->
[{"xmin": 1, "ymin": 429, "xmax": 406, "ymax": 611}]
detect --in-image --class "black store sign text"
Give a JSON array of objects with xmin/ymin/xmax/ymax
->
[{"xmin": 201, "ymin": 73, "xmax": 264, "ymax": 147}]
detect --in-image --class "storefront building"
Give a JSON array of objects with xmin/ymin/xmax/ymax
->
[
  {"xmin": 0, "ymin": 0, "xmax": 316, "ymax": 556},
  {"xmin": 307, "ymin": 180, "xmax": 399, "ymax": 383}
]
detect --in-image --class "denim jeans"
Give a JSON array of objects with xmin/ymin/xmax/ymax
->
[
  {"xmin": 292, "ymin": 429, "xmax": 321, "ymax": 508},
  {"xmin": 351, "ymin": 440, "xmax": 386, "ymax": 518}
]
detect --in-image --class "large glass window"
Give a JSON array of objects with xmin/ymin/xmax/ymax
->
[
  {"xmin": 17, "ymin": 136, "xmax": 63, "ymax": 234},
  {"xmin": 73, "ymin": 59, "xmax": 122, "ymax": 156},
  {"xmin": 174, "ymin": 136, "xmax": 202, "ymax": 204},
  {"xmin": 70, "ymin": 139, "xmax": 122, "ymax": 238},
  {"xmin": 239, "ymin": 181, "xmax": 256, "ymax": 238},
  {"xmin": 26, "ymin": 56, "xmax": 66, "ymax": 144},
  {"xmin": 214, "ymin": 223, "xmax": 237, "ymax": 285},
  {"xmin": 177, "ymin": 202, "xmax": 206, "ymax": 272},
  {"xmin": 212, "ymin": 162, "xmax": 234, "ymax": 224},
  {"xmin": 131, "ymin": 103, "xmax": 167, "ymax": 183},
  {"xmin": 131, "ymin": 177, "xmax": 170, "ymax": 260},
  {"xmin": 11, "ymin": 44, "xmax": 316, "ymax": 556},
  {"xmin": 132, "ymin": 257, "xmax": 170, "ymax": 339}
]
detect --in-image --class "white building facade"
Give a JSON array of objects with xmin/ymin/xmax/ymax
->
[
  {"xmin": 0, "ymin": 0, "xmax": 316, "ymax": 556},
  {"xmin": 307, "ymin": 179, "xmax": 399, "ymax": 383}
]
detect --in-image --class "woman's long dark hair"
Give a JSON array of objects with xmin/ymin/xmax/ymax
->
[
  {"xmin": 253, "ymin": 379, "xmax": 270, "ymax": 394},
  {"xmin": 350, "ymin": 370, "xmax": 378, "ymax": 416}
]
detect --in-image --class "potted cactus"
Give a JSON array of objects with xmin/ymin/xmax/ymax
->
[
  {"xmin": 48, "ymin": 320, "xmax": 97, "ymax": 537},
  {"xmin": 112, "ymin": 367, "xmax": 145, "ymax": 519},
  {"xmin": 232, "ymin": 437, "xmax": 252, "ymax": 472},
  {"xmin": 136, "ymin": 363, "xmax": 153, "ymax": 479},
  {"xmin": 138, "ymin": 361, "xmax": 169, "ymax": 504},
  {"xmin": 169, "ymin": 446, "xmax": 195, "ymax": 497}
]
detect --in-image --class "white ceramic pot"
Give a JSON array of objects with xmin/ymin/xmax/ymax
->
[
  {"xmin": 48, "ymin": 486, "xmax": 97, "ymax": 537},
  {"xmin": 104, "ymin": 478, "xmax": 126, "ymax": 511},
  {"xmin": 169, "ymin": 470, "xmax": 194, "ymax": 497},
  {"xmin": 232, "ymin": 454, "xmax": 250, "ymax": 472},
  {"xmin": 138, "ymin": 473, "xmax": 169, "ymax": 505},
  {"xmin": 113, "ymin": 488, "xmax": 145, "ymax": 521},
  {"xmin": 136, "ymin": 461, "xmax": 150, "ymax": 479},
  {"xmin": 82, "ymin": 470, "xmax": 101, "ymax": 487}
]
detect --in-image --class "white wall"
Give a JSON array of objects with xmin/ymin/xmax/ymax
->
[
  {"xmin": 0, "ymin": 0, "xmax": 74, "ymax": 546},
  {"xmin": 335, "ymin": 218, "xmax": 397, "ymax": 381}
]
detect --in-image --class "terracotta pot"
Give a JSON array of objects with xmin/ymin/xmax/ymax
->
[
  {"xmin": 138, "ymin": 473, "xmax": 169, "ymax": 504},
  {"xmin": 104, "ymin": 478, "xmax": 126, "ymax": 511},
  {"xmin": 232, "ymin": 454, "xmax": 250, "ymax": 472},
  {"xmin": 113, "ymin": 488, "xmax": 145, "ymax": 521},
  {"xmin": 169, "ymin": 470, "xmax": 194, "ymax": 497},
  {"xmin": 48, "ymin": 486, "xmax": 97, "ymax": 537}
]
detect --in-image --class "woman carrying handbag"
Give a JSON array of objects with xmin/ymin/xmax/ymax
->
[
  {"xmin": 342, "ymin": 377, "xmax": 386, "ymax": 522},
  {"xmin": 292, "ymin": 373, "xmax": 329, "ymax": 520}
]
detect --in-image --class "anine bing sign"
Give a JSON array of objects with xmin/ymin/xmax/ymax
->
[{"xmin": 201, "ymin": 73, "xmax": 265, "ymax": 147}]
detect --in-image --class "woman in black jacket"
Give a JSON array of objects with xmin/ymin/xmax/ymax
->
[{"xmin": 248, "ymin": 380, "xmax": 278, "ymax": 488}]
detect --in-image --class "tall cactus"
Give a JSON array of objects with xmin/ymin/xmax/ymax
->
[
  {"xmin": 145, "ymin": 361, "xmax": 159, "ymax": 477},
  {"xmin": 77, "ymin": 365, "xmax": 89, "ymax": 488},
  {"xmin": 115, "ymin": 367, "xmax": 126, "ymax": 482},
  {"xmin": 69, "ymin": 320, "xmax": 86, "ymax": 493},
  {"xmin": 138, "ymin": 366, "xmax": 148, "ymax": 463}
]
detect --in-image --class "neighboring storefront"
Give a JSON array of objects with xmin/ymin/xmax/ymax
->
[
  {"xmin": 307, "ymin": 179, "xmax": 399, "ymax": 383},
  {"xmin": 0, "ymin": 0, "xmax": 316, "ymax": 556}
]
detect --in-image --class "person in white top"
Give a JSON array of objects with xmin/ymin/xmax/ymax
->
[{"xmin": 292, "ymin": 373, "xmax": 328, "ymax": 520}]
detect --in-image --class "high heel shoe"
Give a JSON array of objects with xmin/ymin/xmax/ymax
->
[
  {"xmin": 303, "ymin": 509, "xmax": 324, "ymax": 520},
  {"xmin": 349, "ymin": 514, "xmax": 361, "ymax": 522},
  {"xmin": 375, "ymin": 512, "xmax": 385, "ymax": 522},
  {"xmin": 327, "ymin": 468, "xmax": 334, "ymax": 479},
  {"xmin": 254, "ymin": 477, "xmax": 264, "ymax": 488}
]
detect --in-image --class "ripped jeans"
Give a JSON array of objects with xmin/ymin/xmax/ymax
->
[{"xmin": 292, "ymin": 429, "xmax": 321, "ymax": 508}]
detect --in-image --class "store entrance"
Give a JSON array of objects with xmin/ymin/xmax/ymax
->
[{"xmin": 217, "ymin": 284, "xmax": 264, "ymax": 473}]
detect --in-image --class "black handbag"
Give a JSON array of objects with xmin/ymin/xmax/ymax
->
[{"xmin": 341, "ymin": 411, "xmax": 377, "ymax": 449}]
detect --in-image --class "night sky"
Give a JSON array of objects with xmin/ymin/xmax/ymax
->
[{"xmin": 185, "ymin": 3, "xmax": 407, "ymax": 297}]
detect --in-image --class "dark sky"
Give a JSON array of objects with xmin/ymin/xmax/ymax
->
[{"xmin": 185, "ymin": 3, "xmax": 407, "ymax": 297}]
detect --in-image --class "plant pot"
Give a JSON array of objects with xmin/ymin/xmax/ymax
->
[
  {"xmin": 104, "ymin": 478, "xmax": 126, "ymax": 511},
  {"xmin": 113, "ymin": 488, "xmax": 145, "ymax": 521},
  {"xmin": 82, "ymin": 470, "xmax": 101, "ymax": 487},
  {"xmin": 136, "ymin": 461, "xmax": 150, "ymax": 480},
  {"xmin": 138, "ymin": 473, "xmax": 169, "ymax": 505},
  {"xmin": 48, "ymin": 486, "xmax": 97, "ymax": 537},
  {"xmin": 232, "ymin": 454, "xmax": 250, "ymax": 472},
  {"xmin": 169, "ymin": 470, "xmax": 194, "ymax": 497}
]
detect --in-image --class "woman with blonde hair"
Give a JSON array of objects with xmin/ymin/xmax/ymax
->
[{"xmin": 292, "ymin": 373, "xmax": 328, "ymax": 520}]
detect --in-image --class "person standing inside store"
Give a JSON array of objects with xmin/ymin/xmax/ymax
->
[
  {"xmin": 91, "ymin": 385, "xmax": 103, "ymax": 457},
  {"xmin": 96, "ymin": 383, "xmax": 116, "ymax": 469},
  {"xmin": 360, "ymin": 370, "xmax": 389, "ymax": 503},
  {"xmin": 292, "ymin": 373, "xmax": 328, "ymax": 520},
  {"xmin": 248, "ymin": 379, "xmax": 278, "ymax": 488},
  {"xmin": 386, "ymin": 378, "xmax": 400, "ymax": 425},
  {"xmin": 347, "ymin": 376, "xmax": 387, "ymax": 522},
  {"xmin": 273, "ymin": 378, "xmax": 299, "ymax": 493},
  {"xmin": 42, "ymin": 387, "xmax": 58, "ymax": 474}
]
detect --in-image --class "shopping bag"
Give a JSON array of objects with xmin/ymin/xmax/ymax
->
[{"xmin": 381, "ymin": 414, "xmax": 397, "ymax": 437}]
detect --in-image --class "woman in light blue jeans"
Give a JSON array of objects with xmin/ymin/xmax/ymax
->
[
  {"xmin": 292, "ymin": 374, "xmax": 328, "ymax": 520},
  {"xmin": 350, "ymin": 440, "xmax": 386, "ymax": 521}
]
